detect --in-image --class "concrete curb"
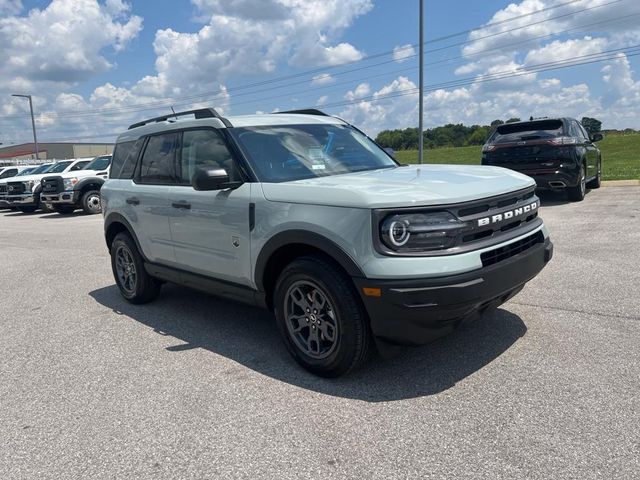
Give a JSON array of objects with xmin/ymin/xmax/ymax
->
[{"xmin": 602, "ymin": 180, "xmax": 640, "ymax": 187}]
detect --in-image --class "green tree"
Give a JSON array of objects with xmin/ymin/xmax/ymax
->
[
  {"xmin": 490, "ymin": 119, "xmax": 504, "ymax": 127},
  {"xmin": 581, "ymin": 117, "xmax": 602, "ymax": 134},
  {"xmin": 505, "ymin": 117, "xmax": 521, "ymax": 123}
]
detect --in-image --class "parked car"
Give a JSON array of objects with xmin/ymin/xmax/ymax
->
[
  {"xmin": 102, "ymin": 108, "xmax": 553, "ymax": 376},
  {"xmin": 5, "ymin": 159, "xmax": 92, "ymax": 213},
  {"xmin": 40, "ymin": 155, "xmax": 112, "ymax": 214},
  {"xmin": 481, "ymin": 117, "xmax": 602, "ymax": 201},
  {"xmin": 0, "ymin": 166, "xmax": 39, "ymax": 209}
]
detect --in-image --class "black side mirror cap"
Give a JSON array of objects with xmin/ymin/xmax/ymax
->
[
  {"xmin": 590, "ymin": 133, "xmax": 604, "ymax": 142},
  {"xmin": 191, "ymin": 167, "xmax": 239, "ymax": 191}
]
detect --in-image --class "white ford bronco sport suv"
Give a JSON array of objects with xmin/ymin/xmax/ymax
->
[{"xmin": 102, "ymin": 108, "xmax": 553, "ymax": 377}]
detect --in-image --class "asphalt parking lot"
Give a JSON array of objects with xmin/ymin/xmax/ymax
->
[{"xmin": 1, "ymin": 187, "xmax": 639, "ymax": 480}]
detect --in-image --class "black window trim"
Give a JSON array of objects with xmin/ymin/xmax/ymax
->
[
  {"xmin": 172, "ymin": 126, "xmax": 251, "ymax": 187},
  {"xmin": 133, "ymin": 131, "xmax": 180, "ymax": 186}
]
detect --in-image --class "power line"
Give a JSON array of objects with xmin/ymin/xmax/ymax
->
[{"xmin": 36, "ymin": 46, "xmax": 640, "ymax": 143}]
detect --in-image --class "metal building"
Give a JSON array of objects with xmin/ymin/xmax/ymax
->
[{"xmin": 0, "ymin": 142, "xmax": 114, "ymax": 165}]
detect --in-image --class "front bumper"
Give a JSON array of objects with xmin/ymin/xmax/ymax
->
[
  {"xmin": 354, "ymin": 237, "xmax": 553, "ymax": 346},
  {"xmin": 41, "ymin": 190, "xmax": 78, "ymax": 204},
  {"xmin": 7, "ymin": 194, "xmax": 37, "ymax": 205}
]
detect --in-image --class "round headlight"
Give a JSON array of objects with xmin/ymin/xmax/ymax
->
[{"xmin": 388, "ymin": 219, "xmax": 410, "ymax": 247}]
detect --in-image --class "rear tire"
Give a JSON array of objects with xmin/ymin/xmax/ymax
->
[
  {"xmin": 110, "ymin": 232, "xmax": 161, "ymax": 304},
  {"xmin": 587, "ymin": 160, "xmax": 601, "ymax": 189},
  {"xmin": 273, "ymin": 255, "xmax": 371, "ymax": 377},
  {"xmin": 568, "ymin": 165, "xmax": 586, "ymax": 202},
  {"xmin": 81, "ymin": 190, "xmax": 102, "ymax": 214}
]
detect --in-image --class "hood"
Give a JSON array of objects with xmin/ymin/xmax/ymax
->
[
  {"xmin": 260, "ymin": 165, "xmax": 535, "ymax": 209},
  {"xmin": 55, "ymin": 167, "xmax": 110, "ymax": 181},
  {"xmin": 7, "ymin": 172, "xmax": 54, "ymax": 183}
]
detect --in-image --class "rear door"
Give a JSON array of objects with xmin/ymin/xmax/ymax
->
[
  {"xmin": 167, "ymin": 128, "xmax": 253, "ymax": 286},
  {"xmin": 129, "ymin": 132, "xmax": 179, "ymax": 265}
]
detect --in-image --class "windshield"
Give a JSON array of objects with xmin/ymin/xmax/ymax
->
[
  {"xmin": 16, "ymin": 168, "xmax": 37, "ymax": 176},
  {"xmin": 84, "ymin": 155, "xmax": 111, "ymax": 171},
  {"xmin": 230, "ymin": 124, "xmax": 396, "ymax": 182},
  {"xmin": 46, "ymin": 161, "xmax": 73, "ymax": 173},
  {"xmin": 490, "ymin": 120, "xmax": 565, "ymax": 143},
  {"xmin": 26, "ymin": 164, "xmax": 53, "ymax": 175}
]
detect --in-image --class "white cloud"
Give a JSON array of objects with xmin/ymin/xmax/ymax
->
[
  {"xmin": 311, "ymin": 73, "xmax": 335, "ymax": 86},
  {"xmin": 524, "ymin": 36, "xmax": 608, "ymax": 66},
  {"xmin": 345, "ymin": 82, "xmax": 371, "ymax": 101},
  {"xmin": 0, "ymin": 0, "xmax": 142, "ymax": 86},
  {"xmin": 0, "ymin": 0, "xmax": 22, "ymax": 15},
  {"xmin": 316, "ymin": 95, "xmax": 329, "ymax": 106},
  {"xmin": 393, "ymin": 44, "xmax": 416, "ymax": 63}
]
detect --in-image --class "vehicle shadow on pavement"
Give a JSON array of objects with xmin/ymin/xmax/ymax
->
[
  {"xmin": 537, "ymin": 190, "xmax": 574, "ymax": 206},
  {"xmin": 90, "ymin": 284, "xmax": 527, "ymax": 402},
  {"xmin": 36, "ymin": 212, "xmax": 90, "ymax": 219}
]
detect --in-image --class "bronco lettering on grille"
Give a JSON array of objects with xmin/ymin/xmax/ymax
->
[{"xmin": 477, "ymin": 201, "xmax": 538, "ymax": 227}]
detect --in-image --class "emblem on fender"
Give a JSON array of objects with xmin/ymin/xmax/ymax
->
[{"xmin": 477, "ymin": 201, "xmax": 538, "ymax": 227}]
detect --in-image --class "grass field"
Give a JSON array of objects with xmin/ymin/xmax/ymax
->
[{"xmin": 395, "ymin": 132, "xmax": 640, "ymax": 180}]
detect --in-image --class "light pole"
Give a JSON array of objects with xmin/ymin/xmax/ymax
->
[
  {"xmin": 12, "ymin": 94, "xmax": 39, "ymax": 160},
  {"xmin": 418, "ymin": 0, "xmax": 424, "ymax": 164}
]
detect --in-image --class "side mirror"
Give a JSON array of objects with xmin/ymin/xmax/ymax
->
[
  {"xmin": 383, "ymin": 147, "xmax": 396, "ymax": 159},
  {"xmin": 191, "ymin": 167, "xmax": 230, "ymax": 191},
  {"xmin": 590, "ymin": 133, "xmax": 603, "ymax": 142}
]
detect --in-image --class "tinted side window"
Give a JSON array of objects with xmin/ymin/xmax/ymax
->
[
  {"xmin": 578, "ymin": 123, "xmax": 591, "ymax": 141},
  {"xmin": 0, "ymin": 168, "xmax": 17, "ymax": 178},
  {"xmin": 111, "ymin": 140, "xmax": 143, "ymax": 179},
  {"xmin": 570, "ymin": 121, "xmax": 587, "ymax": 141},
  {"xmin": 179, "ymin": 129, "xmax": 238, "ymax": 184},
  {"xmin": 138, "ymin": 133, "xmax": 179, "ymax": 184},
  {"xmin": 70, "ymin": 161, "xmax": 89, "ymax": 171}
]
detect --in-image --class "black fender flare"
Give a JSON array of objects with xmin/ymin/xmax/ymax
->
[
  {"xmin": 74, "ymin": 176, "xmax": 105, "ymax": 193},
  {"xmin": 253, "ymin": 230, "xmax": 365, "ymax": 292},
  {"xmin": 104, "ymin": 212, "xmax": 147, "ymax": 260}
]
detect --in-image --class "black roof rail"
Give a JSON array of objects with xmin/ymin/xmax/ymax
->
[
  {"xmin": 128, "ymin": 108, "xmax": 232, "ymax": 130},
  {"xmin": 276, "ymin": 109, "xmax": 330, "ymax": 117}
]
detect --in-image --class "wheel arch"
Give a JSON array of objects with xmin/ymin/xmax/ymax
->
[
  {"xmin": 255, "ymin": 230, "xmax": 365, "ymax": 309},
  {"xmin": 104, "ymin": 213, "xmax": 146, "ymax": 260},
  {"xmin": 75, "ymin": 177, "xmax": 105, "ymax": 194}
]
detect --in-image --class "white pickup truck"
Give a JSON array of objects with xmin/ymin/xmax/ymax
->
[{"xmin": 40, "ymin": 155, "xmax": 112, "ymax": 214}]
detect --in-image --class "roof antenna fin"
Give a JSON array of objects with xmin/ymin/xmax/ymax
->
[{"xmin": 171, "ymin": 106, "xmax": 178, "ymax": 120}]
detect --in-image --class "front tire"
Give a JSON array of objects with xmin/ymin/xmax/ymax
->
[
  {"xmin": 273, "ymin": 255, "xmax": 371, "ymax": 377},
  {"xmin": 568, "ymin": 165, "xmax": 586, "ymax": 201},
  {"xmin": 587, "ymin": 160, "xmax": 602, "ymax": 189},
  {"xmin": 81, "ymin": 190, "xmax": 102, "ymax": 214},
  {"xmin": 110, "ymin": 232, "xmax": 161, "ymax": 304}
]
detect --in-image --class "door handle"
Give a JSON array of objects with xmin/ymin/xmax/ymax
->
[
  {"xmin": 126, "ymin": 197, "xmax": 140, "ymax": 205},
  {"xmin": 172, "ymin": 201, "xmax": 191, "ymax": 210}
]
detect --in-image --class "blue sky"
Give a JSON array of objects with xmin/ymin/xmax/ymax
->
[{"xmin": 1, "ymin": 0, "xmax": 640, "ymax": 145}]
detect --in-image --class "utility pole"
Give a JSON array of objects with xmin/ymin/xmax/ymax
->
[
  {"xmin": 12, "ymin": 94, "xmax": 39, "ymax": 160},
  {"xmin": 418, "ymin": 0, "xmax": 424, "ymax": 164}
]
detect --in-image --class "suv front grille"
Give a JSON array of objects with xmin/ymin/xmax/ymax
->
[
  {"xmin": 0, "ymin": 184, "xmax": 6, "ymax": 195},
  {"xmin": 481, "ymin": 231, "xmax": 544, "ymax": 267}
]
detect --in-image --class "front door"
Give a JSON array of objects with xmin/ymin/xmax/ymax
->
[{"xmin": 167, "ymin": 128, "xmax": 253, "ymax": 287}]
